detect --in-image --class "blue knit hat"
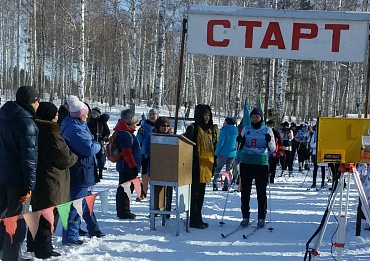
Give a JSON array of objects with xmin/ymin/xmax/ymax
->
[
  {"xmin": 225, "ymin": 117, "xmax": 236, "ymax": 126},
  {"xmin": 250, "ymin": 108, "xmax": 263, "ymax": 118}
]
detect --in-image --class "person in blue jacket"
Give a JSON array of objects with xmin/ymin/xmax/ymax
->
[
  {"xmin": 0, "ymin": 86, "xmax": 40, "ymax": 261},
  {"xmin": 237, "ymin": 108, "xmax": 275, "ymax": 228},
  {"xmin": 115, "ymin": 109, "xmax": 142, "ymax": 219},
  {"xmin": 212, "ymin": 117, "xmax": 238, "ymax": 191},
  {"xmin": 136, "ymin": 108, "xmax": 158, "ymax": 200},
  {"xmin": 60, "ymin": 95, "xmax": 102, "ymax": 245}
]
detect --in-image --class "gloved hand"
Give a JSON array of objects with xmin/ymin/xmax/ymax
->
[
  {"xmin": 131, "ymin": 167, "xmax": 139, "ymax": 177},
  {"xmin": 19, "ymin": 190, "xmax": 32, "ymax": 203},
  {"xmin": 236, "ymin": 134, "xmax": 243, "ymax": 143},
  {"xmin": 100, "ymin": 141, "xmax": 105, "ymax": 153},
  {"xmin": 265, "ymin": 134, "xmax": 271, "ymax": 143}
]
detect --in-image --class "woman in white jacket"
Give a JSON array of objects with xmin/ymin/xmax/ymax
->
[{"xmin": 309, "ymin": 126, "xmax": 326, "ymax": 189}]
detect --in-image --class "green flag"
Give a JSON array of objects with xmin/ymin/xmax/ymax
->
[{"xmin": 56, "ymin": 202, "xmax": 72, "ymax": 231}]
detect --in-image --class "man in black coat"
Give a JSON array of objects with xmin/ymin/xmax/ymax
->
[
  {"xmin": 87, "ymin": 107, "xmax": 110, "ymax": 179},
  {"xmin": 0, "ymin": 86, "xmax": 40, "ymax": 261}
]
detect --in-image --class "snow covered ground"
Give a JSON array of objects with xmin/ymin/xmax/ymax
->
[{"xmin": 10, "ymin": 103, "xmax": 370, "ymax": 260}]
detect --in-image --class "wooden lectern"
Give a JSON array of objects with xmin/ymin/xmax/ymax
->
[{"xmin": 149, "ymin": 133, "xmax": 195, "ymax": 236}]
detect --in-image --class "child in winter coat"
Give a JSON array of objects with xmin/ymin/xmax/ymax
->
[
  {"xmin": 136, "ymin": 108, "xmax": 158, "ymax": 200},
  {"xmin": 295, "ymin": 123, "xmax": 311, "ymax": 171},
  {"xmin": 115, "ymin": 109, "xmax": 142, "ymax": 219},
  {"xmin": 266, "ymin": 120, "xmax": 285, "ymax": 183},
  {"xmin": 309, "ymin": 126, "xmax": 326, "ymax": 189},
  {"xmin": 212, "ymin": 117, "xmax": 238, "ymax": 191},
  {"xmin": 237, "ymin": 108, "xmax": 275, "ymax": 228},
  {"xmin": 280, "ymin": 121, "xmax": 294, "ymax": 176},
  {"xmin": 183, "ymin": 104, "xmax": 219, "ymax": 229},
  {"xmin": 88, "ymin": 107, "xmax": 110, "ymax": 180}
]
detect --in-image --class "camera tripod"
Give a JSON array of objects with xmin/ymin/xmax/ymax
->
[{"xmin": 305, "ymin": 163, "xmax": 370, "ymax": 260}]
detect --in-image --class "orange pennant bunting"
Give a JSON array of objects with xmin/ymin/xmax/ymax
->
[
  {"xmin": 85, "ymin": 193, "xmax": 97, "ymax": 216},
  {"xmin": 23, "ymin": 211, "xmax": 41, "ymax": 240},
  {"xmin": 41, "ymin": 207, "xmax": 56, "ymax": 234},
  {"xmin": 131, "ymin": 178, "xmax": 142, "ymax": 198},
  {"xmin": 3, "ymin": 215, "xmax": 19, "ymax": 243}
]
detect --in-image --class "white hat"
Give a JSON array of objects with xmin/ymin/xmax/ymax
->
[
  {"xmin": 67, "ymin": 95, "xmax": 84, "ymax": 112},
  {"xmin": 67, "ymin": 95, "xmax": 89, "ymax": 118}
]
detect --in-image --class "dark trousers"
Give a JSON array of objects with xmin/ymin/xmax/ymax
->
[
  {"xmin": 312, "ymin": 156, "xmax": 326, "ymax": 186},
  {"xmin": 62, "ymin": 187, "xmax": 88, "ymax": 244},
  {"xmin": 141, "ymin": 156, "xmax": 150, "ymax": 175},
  {"xmin": 0, "ymin": 186, "xmax": 26, "ymax": 261},
  {"xmin": 291, "ymin": 140, "xmax": 298, "ymax": 167},
  {"xmin": 190, "ymin": 181, "xmax": 206, "ymax": 225},
  {"xmin": 284, "ymin": 150, "xmax": 293, "ymax": 171},
  {"xmin": 96, "ymin": 150, "xmax": 105, "ymax": 179},
  {"xmin": 297, "ymin": 143, "xmax": 309, "ymax": 164},
  {"xmin": 82, "ymin": 190, "xmax": 100, "ymax": 233},
  {"xmin": 26, "ymin": 208, "xmax": 59, "ymax": 256},
  {"xmin": 268, "ymin": 157, "xmax": 279, "ymax": 183},
  {"xmin": 116, "ymin": 186, "xmax": 131, "ymax": 217},
  {"xmin": 240, "ymin": 163, "xmax": 268, "ymax": 220},
  {"xmin": 329, "ymin": 163, "xmax": 341, "ymax": 184},
  {"xmin": 165, "ymin": 187, "xmax": 173, "ymax": 212},
  {"xmin": 279, "ymin": 155, "xmax": 286, "ymax": 172}
]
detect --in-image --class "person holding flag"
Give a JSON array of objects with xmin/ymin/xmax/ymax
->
[{"xmin": 237, "ymin": 107, "xmax": 275, "ymax": 228}]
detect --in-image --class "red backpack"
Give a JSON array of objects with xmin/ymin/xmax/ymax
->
[{"xmin": 106, "ymin": 130, "xmax": 133, "ymax": 162}]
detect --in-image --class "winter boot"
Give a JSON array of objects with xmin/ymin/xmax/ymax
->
[
  {"xmin": 310, "ymin": 183, "xmax": 316, "ymax": 188},
  {"xmin": 240, "ymin": 218, "xmax": 250, "ymax": 227},
  {"xmin": 304, "ymin": 163, "xmax": 310, "ymax": 171},
  {"xmin": 299, "ymin": 162, "xmax": 303, "ymax": 172},
  {"xmin": 289, "ymin": 171, "xmax": 293, "ymax": 177},
  {"xmin": 213, "ymin": 183, "xmax": 218, "ymax": 191},
  {"xmin": 257, "ymin": 219, "xmax": 265, "ymax": 228}
]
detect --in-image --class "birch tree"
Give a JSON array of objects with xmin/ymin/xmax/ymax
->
[
  {"xmin": 78, "ymin": 0, "xmax": 86, "ymax": 100},
  {"xmin": 129, "ymin": 0, "xmax": 137, "ymax": 111},
  {"xmin": 153, "ymin": 0, "xmax": 165, "ymax": 109}
]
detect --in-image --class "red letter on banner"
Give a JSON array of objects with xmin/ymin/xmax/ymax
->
[
  {"xmin": 238, "ymin": 21, "xmax": 262, "ymax": 48},
  {"xmin": 207, "ymin": 20, "xmax": 231, "ymax": 47},
  {"xmin": 292, "ymin": 23, "xmax": 318, "ymax": 50},
  {"xmin": 260, "ymin": 22, "xmax": 286, "ymax": 49},
  {"xmin": 325, "ymin": 24, "xmax": 349, "ymax": 52}
]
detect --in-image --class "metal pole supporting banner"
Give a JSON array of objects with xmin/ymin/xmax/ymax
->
[{"xmin": 174, "ymin": 18, "xmax": 187, "ymax": 134}]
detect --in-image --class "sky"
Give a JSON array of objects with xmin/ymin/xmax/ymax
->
[{"xmin": 2, "ymin": 101, "xmax": 370, "ymax": 261}]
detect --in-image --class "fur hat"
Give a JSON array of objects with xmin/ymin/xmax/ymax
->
[
  {"xmin": 92, "ymin": 107, "xmax": 101, "ymax": 116},
  {"xmin": 67, "ymin": 95, "xmax": 89, "ymax": 119},
  {"xmin": 16, "ymin": 86, "xmax": 39, "ymax": 105},
  {"xmin": 225, "ymin": 117, "xmax": 236, "ymax": 126},
  {"xmin": 250, "ymin": 108, "xmax": 263, "ymax": 118},
  {"xmin": 121, "ymin": 109, "xmax": 138, "ymax": 125},
  {"xmin": 36, "ymin": 102, "xmax": 58, "ymax": 121},
  {"xmin": 266, "ymin": 119, "xmax": 275, "ymax": 125},
  {"xmin": 149, "ymin": 108, "xmax": 159, "ymax": 115}
]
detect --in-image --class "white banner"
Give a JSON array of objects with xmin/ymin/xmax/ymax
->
[{"xmin": 187, "ymin": 5, "xmax": 370, "ymax": 62}]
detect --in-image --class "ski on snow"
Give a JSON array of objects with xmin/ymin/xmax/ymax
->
[
  {"xmin": 242, "ymin": 222, "xmax": 270, "ymax": 239},
  {"xmin": 221, "ymin": 220, "xmax": 255, "ymax": 238}
]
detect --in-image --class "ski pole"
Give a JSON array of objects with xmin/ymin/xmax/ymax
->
[
  {"xmin": 219, "ymin": 188, "xmax": 230, "ymax": 226},
  {"xmin": 300, "ymin": 170, "xmax": 310, "ymax": 188},
  {"xmin": 268, "ymin": 170, "xmax": 274, "ymax": 232}
]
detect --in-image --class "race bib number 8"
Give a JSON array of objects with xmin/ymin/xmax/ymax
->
[{"xmin": 250, "ymin": 138, "xmax": 258, "ymax": 147}]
